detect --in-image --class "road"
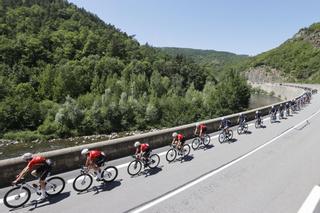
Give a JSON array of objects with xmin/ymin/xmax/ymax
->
[{"xmin": 1, "ymin": 92, "xmax": 320, "ymax": 213}]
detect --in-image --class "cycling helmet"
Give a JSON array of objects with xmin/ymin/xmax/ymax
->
[
  {"xmin": 240, "ymin": 113, "xmax": 243, "ymax": 116},
  {"xmin": 271, "ymin": 105, "xmax": 274, "ymax": 108},
  {"xmin": 134, "ymin": 141, "xmax": 141, "ymax": 148},
  {"xmin": 196, "ymin": 122, "xmax": 200, "ymax": 127},
  {"xmin": 22, "ymin": 153, "xmax": 32, "ymax": 161},
  {"xmin": 81, "ymin": 148, "xmax": 89, "ymax": 155},
  {"xmin": 172, "ymin": 132, "xmax": 178, "ymax": 138},
  {"xmin": 255, "ymin": 111, "xmax": 259, "ymax": 114}
]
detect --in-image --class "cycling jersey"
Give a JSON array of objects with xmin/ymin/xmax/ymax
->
[
  {"xmin": 138, "ymin": 143, "xmax": 150, "ymax": 152},
  {"xmin": 88, "ymin": 150, "xmax": 103, "ymax": 161},
  {"xmin": 27, "ymin": 156, "xmax": 46, "ymax": 170},
  {"xmin": 199, "ymin": 124, "xmax": 207, "ymax": 132}
]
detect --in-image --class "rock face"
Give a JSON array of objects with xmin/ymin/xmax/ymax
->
[
  {"xmin": 293, "ymin": 27, "xmax": 320, "ymax": 48},
  {"xmin": 245, "ymin": 66, "xmax": 286, "ymax": 83}
]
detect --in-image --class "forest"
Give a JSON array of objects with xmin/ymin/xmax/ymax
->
[{"xmin": 0, "ymin": 0, "xmax": 251, "ymax": 141}]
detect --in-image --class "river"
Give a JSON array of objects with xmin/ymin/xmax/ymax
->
[{"xmin": 249, "ymin": 93, "xmax": 282, "ymax": 109}]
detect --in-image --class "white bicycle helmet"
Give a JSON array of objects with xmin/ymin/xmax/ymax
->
[
  {"xmin": 81, "ymin": 148, "xmax": 89, "ymax": 155},
  {"xmin": 172, "ymin": 132, "xmax": 178, "ymax": 138},
  {"xmin": 134, "ymin": 141, "xmax": 141, "ymax": 148},
  {"xmin": 22, "ymin": 153, "xmax": 32, "ymax": 161},
  {"xmin": 256, "ymin": 111, "xmax": 259, "ymax": 114},
  {"xmin": 196, "ymin": 122, "xmax": 200, "ymax": 127}
]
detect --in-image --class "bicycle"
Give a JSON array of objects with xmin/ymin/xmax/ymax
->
[
  {"xmin": 3, "ymin": 175, "xmax": 65, "ymax": 208},
  {"xmin": 191, "ymin": 134, "xmax": 211, "ymax": 150},
  {"xmin": 218, "ymin": 128, "xmax": 233, "ymax": 143},
  {"xmin": 127, "ymin": 153, "xmax": 160, "ymax": 176},
  {"xmin": 237, "ymin": 122, "xmax": 248, "ymax": 134},
  {"xmin": 166, "ymin": 143, "xmax": 191, "ymax": 162},
  {"xmin": 270, "ymin": 112, "xmax": 277, "ymax": 123},
  {"xmin": 72, "ymin": 163, "xmax": 118, "ymax": 192}
]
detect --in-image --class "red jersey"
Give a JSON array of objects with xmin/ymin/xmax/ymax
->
[
  {"xmin": 177, "ymin": 134, "xmax": 184, "ymax": 141},
  {"xmin": 88, "ymin": 150, "xmax": 102, "ymax": 160},
  {"xmin": 199, "ymin": 124, "xmax": 207, "ymax": 131},
  {"xmin": 138, "ymin": 143, "xmax": 149, "ymax": 152},
  {"xmin": 27, "ymin": 156, "xmax": 46, "ymax": 170}
]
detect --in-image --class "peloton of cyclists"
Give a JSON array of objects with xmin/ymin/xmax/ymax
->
[{"xmin": 12, "ymin": 153, "xmax": 53, "ymax": 201}]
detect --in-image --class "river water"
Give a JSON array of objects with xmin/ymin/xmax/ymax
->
[{"xmin": 249, "ymin": 94, "xmax": 282, "ymax": 109}]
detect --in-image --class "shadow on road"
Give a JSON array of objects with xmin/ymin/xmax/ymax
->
[
  {"xmin": 93, "ymin": 180, "xmax": 122, "ymax": 194},
  {"xmin": 198, "ymin": 144, "xmax": 214, "ymax": 151},
  {"xmin": 25, "ymin": 191, "xmax": 71, "ymax": 211},
  {"xmin": 244, "ymin": 130, "xmax": 252, "ymax": 135},
  {"xmin": 143, "ymin": 166, "xmax": 163, "ymax": 177}
]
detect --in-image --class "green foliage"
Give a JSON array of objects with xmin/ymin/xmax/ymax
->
[{"xmin": 0, "ymin": 0, "xmax": 251, "ymax": 141}]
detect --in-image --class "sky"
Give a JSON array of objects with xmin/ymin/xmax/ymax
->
[{"xmin": 68, "ymin": 0, "xmax": 320, "ymax": 56}]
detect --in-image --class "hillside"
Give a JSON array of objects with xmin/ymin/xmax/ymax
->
[
  {"xmin": 160, "ymin": 47, "xmax": 249, "ymax": 80},
  {"xmin": 0, "ymin": 0, "xmax": 250, "ymax": 142},
  {"xmin": 245, "ymin": 23, "xmax": 320, "ymax": 83}
]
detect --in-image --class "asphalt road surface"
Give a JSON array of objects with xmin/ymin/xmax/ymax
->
[{"xmin": 1, "ymin": 92, "xmax": 320, "ymax": 213}]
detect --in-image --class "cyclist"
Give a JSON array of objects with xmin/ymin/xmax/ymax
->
[
  {"xmin": 219, "ymin": 117, "xmax": 231, "ymax": 135},
  {"xmin": 279, "ymin": 104, "xmax": 284, "ymax": 118},
  {"xmin": 81, "ymin": 149, "xmax": 107, "ymax": 180},
  {"xmin": 134, "ymin": 141, "xmax": 151, "ymax": 164},
  {"xmin": 12, "ymin": 153, "xmax": 52, "ymax": 201},
  {"xmin": 238, "ymin": 113, "xmax": 246, "ymax": 126},
  {"xmin": 194, "ymin": 122, "xmax": 207, "ymax": 138},
  {"xmin": 255, "ymin": 110, "xmax": 262, "ymax": 124},
  {"xmin": 270, "ymin": 105, "xmax": 277, "ymax": 120},
  {"xmin": 172, "ymin": 132, "xmax": 186, "ymax": 150}
]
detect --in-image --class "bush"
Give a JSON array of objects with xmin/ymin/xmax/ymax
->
[{"xmin": 4, "ymin": 130, "xmax": 44, "ymax": 142}]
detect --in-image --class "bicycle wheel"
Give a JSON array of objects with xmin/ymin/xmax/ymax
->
[
  {"xmin": 45, "ymin": 176, "xmax": 65, "ymax": 196},
  {"xmin": 191, "ymin": 138, "xmax": 201, "ymax": 150},
  {"xmin": 166, "ymin": 148, "xmax": 177, "ymax": 162},
  {"xmin": 244, "ymin": 123, "xmax": 248, "ymax": 132},
  {"xmin": 127, "ymin": 160, "xmax": 142, "ymax": 176},
  {"xmin": 102, "ymin": 166, "xmax": 118, "ymax": 182},
  {"xmin": 203, "ymin": 135, "xmax": 211, "ymax": 146},
  {"xmin": 72, "ymin": 174, "xmax": 93, "ymax": 192},
  {"xmin": 218, "ymin": 132, "xmax": 225, "ymax": 143},
  {"xmin": 237, "ymin": 126, "xmax": 243, "ymax": 135},
  {"xmin": 227, "ymin": 130, "xmax": 233, "ymax": 140},
  {"xmin": 148, "ymin": 154, "xmax": 160, "ymax": 168},
  {"xmin": 255, "ymin": 120, "xmax": 259, "ymax": 128},
  {"xmin": 182, "ymin": 144, "xmax": 191, "ymax": 157},
  {"xmin": 4, "ymin": 186, "xmax": 31, "ymax": 208}
]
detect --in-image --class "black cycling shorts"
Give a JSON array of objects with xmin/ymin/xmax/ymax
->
[
  {"xmin": 35, "ymin": 164, "xmax": 52, "ymax": 181},
  {"xmin": 142, "ymin": 147, "xmax": 151, "ymax": 158},
  {"xmin": 94, "ymin": 155, "xmax": 107, "ymax": 167}
]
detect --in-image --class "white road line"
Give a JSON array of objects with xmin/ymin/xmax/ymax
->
[
  {"xmin": 0, "ymin": 116, "xmax": 275, "ymax": 205},
  {"xmin": 129, "ymin": 110, "xmax": 320, "ymax": 213},
  {"xmin": 298, "ymin": 185, "xmax": 320, "ymax": 213}
]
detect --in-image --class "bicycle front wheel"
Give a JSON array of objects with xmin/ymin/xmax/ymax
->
[
  {"xmin": 148, "ymin": 154, "xmax": 160, "ymax": 168},
  {"xmin": 227, "ymin": 130, "xmax": 233, "ymax": 140},
  {"xmin": 182, "ymin": 144, "xmax": 191, "ymax": 157},
  {"xmin": 102, "ymin": 166, "xmax": 118, "ymax": 182},
  {"xmin": 46, "ymin": 176, "xmax": 65, "ymax": 196},
  {"xmin": 127, "ymin": 160, "xmax": 142, "ymax": 176},
  {"xmin": 72, "ymin": 174, "xmax": 93, "ymax": 192},
  {"xmin": 191, "ymin": 138, "xmax": 200, "ymax": 150},
  {"xmin": 166, "ymin": 148, "xmax": 177, "ymax": 162},
  {"xmin": 218, "ymin": 132, "xmax": 225, "ymax": 143},
  {"xmin": 4, "ymin": 186, "xmax": 31, "ymax": 208},
  {"xmin": 237, "ymin": 126, "xmax": 243, "ymax": 135}
]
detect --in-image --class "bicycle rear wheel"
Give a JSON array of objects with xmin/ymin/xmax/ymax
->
[
  {"xmin": 148, "ymin": 154, "xmax": 160, "ymax": 168},
  {"xmin": 72, "ymin": 174, "xmax": 93, "ymax": 192},
  {"xmin": 46, "ymin": 176, "xmax": 65, "ymax": 195},
  {"xmin": 203, "ymin": 135, "xmax": 211, "ymax": 146},
  {"xmin": 4, "ymin": 186, "xmax": 31, "ymax": 208},
  {"xmin": 102, "ymin": 166, "xmax": 118, "ymax": 182},
  {"xmin": 127, "ymin": 160, "xmax": 142, "ymax": 176},
  {"xmin": 182, "ymin": 144, "xmax": 191, "ymax": 157}
]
